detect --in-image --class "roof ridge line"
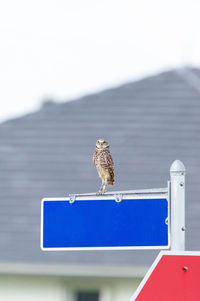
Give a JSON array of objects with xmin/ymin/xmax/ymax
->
[{"xmin": 175, "ymin": 67, "xmax": 200, "ymax": 96}]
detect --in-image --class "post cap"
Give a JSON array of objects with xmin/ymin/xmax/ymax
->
[{"xmin": 170, "ymin": 160, "xmax": 186, "ymax": 173}]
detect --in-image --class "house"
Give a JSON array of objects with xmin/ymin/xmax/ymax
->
[{"xmin": 0, "ymin": 67, "xmax": 200, "ymax": 301}]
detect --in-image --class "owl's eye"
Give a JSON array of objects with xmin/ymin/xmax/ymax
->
[{"xmin": 103, "ymin": 141, "xmax": 106, "ymax": 144}]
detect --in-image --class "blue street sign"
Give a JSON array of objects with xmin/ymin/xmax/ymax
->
[{"xmin": 41, "ymin": 194, "xmax": 169, "ymax": 250}]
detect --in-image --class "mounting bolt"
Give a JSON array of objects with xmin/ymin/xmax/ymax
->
[
  {"xmin": 181, "ymin": 226, "xmax": 186, "ymax": 231},
  {"xmin": 69, "ymin": 194, "xmax": 76, "ymax": 204},
  {"xmin": 183, "ymin": 266, "xmax": 188, "ymax": 271},
  {"xmin": 180, "ymin": 182, "xmax": 184, "ymax": 187},
  {"xmin": 114, "ymin": 194, "xmax": 122, "ymax": 203}
]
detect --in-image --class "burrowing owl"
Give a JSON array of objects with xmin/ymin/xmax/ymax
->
[{"xmin": 93, "ymin": 139, "xmax": 114, "ymax": 194}]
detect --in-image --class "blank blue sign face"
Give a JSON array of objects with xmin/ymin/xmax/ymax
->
[{"xmin": 41, "ymin": 197, "xmax": 169, "ymax": 250}]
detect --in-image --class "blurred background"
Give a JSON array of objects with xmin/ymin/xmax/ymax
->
[
  {"xmin": 0, "ymin": 0, "xmax": 200, "ymax": 122},
  {"xmin": 0, "ymin": 0, "xmax": 200, "ymax": 300}
]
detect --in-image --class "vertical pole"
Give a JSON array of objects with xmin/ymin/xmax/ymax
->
[{"xmin": 170, "ymin": 160, "xmax": 186, "ymax": 251}]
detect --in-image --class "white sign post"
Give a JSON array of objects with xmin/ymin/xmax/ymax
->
[{"xmin": 170, "ymin": 160, "xmax": 186, "ymax": 251}]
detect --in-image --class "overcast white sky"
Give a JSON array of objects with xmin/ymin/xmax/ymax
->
[{"xmin": 0, "ymin": 0, "xmax": 200, "ymax": 122}]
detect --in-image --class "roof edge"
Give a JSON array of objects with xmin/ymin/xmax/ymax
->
[
  {"xmin": 175, "ymin": 66, "xmax": 200, "ymax": 95},
  {"xmin": 0, "ymin": 262, "xmax": 147, "ymax": 278}
]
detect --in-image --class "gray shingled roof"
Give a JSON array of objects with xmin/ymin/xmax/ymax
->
[{"xmin": 0, "ymin": 67, "xmax": 200, "ymax": 267}]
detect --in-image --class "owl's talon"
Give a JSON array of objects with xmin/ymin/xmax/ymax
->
[{"xmin": 96, "ymin": 191, "xmax": 103, "ymax": 195}]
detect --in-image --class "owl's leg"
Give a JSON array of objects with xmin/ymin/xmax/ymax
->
[{"xmin": 102, "ymin": 183, "xmax": 107, "ymax": 194}]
